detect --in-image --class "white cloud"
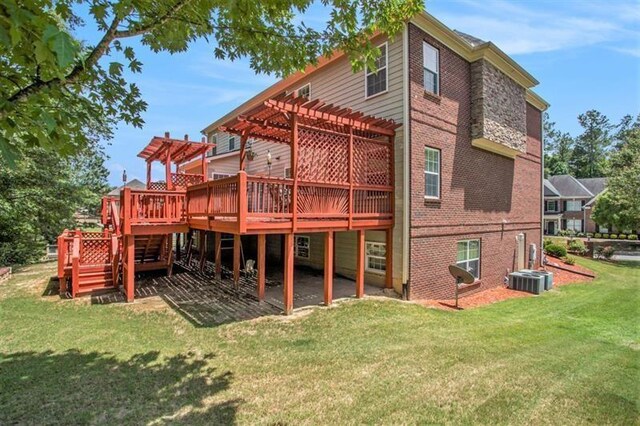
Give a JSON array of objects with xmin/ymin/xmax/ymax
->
[{"xmin": 432, "ymin": 0, "xmax": 640, "ymax": 56}]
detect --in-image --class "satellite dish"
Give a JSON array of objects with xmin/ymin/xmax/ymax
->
[{"xmin": 448, "ymin": 264, "xmax": 475, "ymax": 285}]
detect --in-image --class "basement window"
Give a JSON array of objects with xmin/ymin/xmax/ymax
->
[
  {"xmin": 457, "ymin": 240, "xmax": 480, "ymax": 279},
  {"xmin": 365, "ymin": 42, "xmax": 388, "ymax": 98},
  {"xmin": 294, "ymin": 236, "xmax": 310, "ymax": 259},
  {"xmin": 365, "ymin": 242, "xmax": 386, "ymax": 274}
]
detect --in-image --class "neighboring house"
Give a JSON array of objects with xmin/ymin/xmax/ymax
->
[
  {"xmin": 543, "ymin": 175, "xmax": 607, "ymax": 235},
  {"xmin": 106, "ymin": 179, "xmax": 147, "ymax": 199},
  {"xmin": 180, "ymin": 10, "xmax": 548, "ymax": 300}
]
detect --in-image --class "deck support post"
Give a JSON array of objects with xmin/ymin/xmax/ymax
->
[
  {"xmin": 233, "ymin": 234, "xmax": 241, "ymax": 287},
  {"xmin": 324, "ymin": 231, "xmax": 334, "ymax": 306},
  {"xmin": 125, "ymin": 235, "xmax": 135, "ymax": 302},
  {"xmin": 283, "ymin": 233, "xmax": 294, "ymax": 315},
  {"xmin": 166, "ymin": 233, "xmax": 174, "ymax": 277},
  {"xmin": 146, "ymin": 161, "xmax": 151, "ymax": 188},
  {"xmin": 257, "ymin": 234, "xmax": 266, "ymax": 302},
  {"xmin": 198, "ymin": 231, "xmax": 206, "ymax": 272},
  {"xmin": 214, "ymin": 232, "xmax": 222, "ymax": 279},
  {"xmin": 290, "ymin": 114, "xmax": 298, "ymax": 232},
  {"xmin": 175, "ymin": 233, "xmax": 181, "ymax": 261},
  {"xmin": 356, "ymin": 230, "xmax": 365, "ymax": 298},
  {"xmin": 385, "ymin": 227, "xmax": 393, "ymax": 289}
]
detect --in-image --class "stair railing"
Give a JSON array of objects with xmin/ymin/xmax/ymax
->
[
  {"xmin": 111, "ymin": 234, "xmax": 120, "ymax": 287},
  {"xmin": 71, "ymin": 230, "xmax": 81, "ymax": 298}
]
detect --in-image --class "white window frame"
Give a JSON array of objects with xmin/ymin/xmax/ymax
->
[
  {"xmin": 566, "ymin": 219, "xmax": 582, "ymax": 232},
  {"xmin": 424, "ymin": 147, "xmax": 440, "ymax": 200},
  {"xmin": 546, "ymin": 200, "xmax": 558, "ymax": 212},
  {"xmin": 210, "ymin": 172, "xmax": 232, "ymax": 180},
  {"xmin": 456, "ymin": 239, "xmax": 481, "ymax": 279},
  {"xmin": 364, "ymin": 42, "xmax": 388, "ymax": 99},
  {"xmin": 423, "ymin": 42, "xmax": 440, "ymax": 95},
  {"xmin": 365, "ymin": 241, "xmax": 386, "ymax": 274},
  {"xmin": 565, "ymin": 200, "xmax": 582, "ymax": 212},
  {"xmin": 295, "ymin": 83, "xmax": 311, "ymax": 99},
  {"xmin": 228, "ymin": 136, "xmax": 236, "ymax": 152},
  {"xmin": 294, "ymin": 235, "xmax": 310, "ymax": 259}
]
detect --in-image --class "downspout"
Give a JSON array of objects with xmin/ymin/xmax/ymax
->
[
  {"xmin": 540, "ymin": 109, "xmax": 545, "ymax": 266},
  {"xmin": 402, "ymin": 22, "xmax": 410, "ymax": 299}
]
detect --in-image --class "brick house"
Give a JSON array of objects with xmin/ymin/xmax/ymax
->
[
  {"xmin": 544, "ymin": 175, "xmax": 607, "ymax": 235},
  {"xmin": 183, "ymin": 10, "xmax": 548, "ymax": 300}
]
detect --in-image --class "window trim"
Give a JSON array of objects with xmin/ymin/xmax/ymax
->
[
  {"xmin": 365, "ymin": 241, "xmax": 386, "ymax": 275},
  {"xmin": 295, "ymin": 83, "xmax": 311, "ymax": 99},
  {"xmin": 364, "ymin": 42, "xmax": 389, "ymax": 100},
  {"xmin": 228, "ymin": 136, "xmax": 237, "ymax": 152},
  {"xmin": 565, "ymin": 199, "xmax": 582, "ymax": 212},
  {"xmin": 545, "ymin": 200, "xmax": 558, "ymax": 212},
  {"xmin": 456, "ymin": 239, "xmax": 481, "ymax": 279},
  {"xmin": 423, "ymin": 41, "xmax": 440, "ymax": 95},
  {"xmin": 294, "ymin": 235, "xmax": 310, "ymax": 259},
  {"xmin": 424, "ymin": 146, "xmax": 441, "ymax": 200},
  {"xmin": 566, "ymin": 219, "xmax": 582, "ymax": 232}
]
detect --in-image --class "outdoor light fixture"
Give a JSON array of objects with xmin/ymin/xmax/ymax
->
[
  {"xmin": 267, "ymin": 150, "xmax": 272, "ymax": 177},
  {"xmin": 122, "ymin": 170, "xmax": 127, "ymax": 184}
]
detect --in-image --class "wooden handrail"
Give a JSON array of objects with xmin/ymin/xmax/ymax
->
[{"xmin": 71, "ymin": 233, "xmax": 81, "ymax": 298}]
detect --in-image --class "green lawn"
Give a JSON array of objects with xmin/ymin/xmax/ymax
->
[{"xmin": 0, "ymin": 259, "xmax": 638, "ymax": 424}]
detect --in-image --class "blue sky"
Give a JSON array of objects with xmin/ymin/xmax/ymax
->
[{"xmin": 91, "ymin": 0, "xmax": 640, "ymax": 186}]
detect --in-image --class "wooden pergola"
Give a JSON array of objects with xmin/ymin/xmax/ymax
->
[{"xmin": 137, "ymin": 132, "xmax": 214, "ymax": 190}]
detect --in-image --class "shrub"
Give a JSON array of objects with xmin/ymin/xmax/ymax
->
[
  {"xmin": 602, "ymin": 246, "xmax": 615, "ymax": 259},
  {"xmin": 586, "ymin": 233, "xmax": 593, "ymax": 238},
  {"xmin": 618, "ymin": 234, "xmax": 627, "ymax": 240},
  {"xmin": 628, "ymin": 234, "xmax": 638, "ymax": 240},
  {"xmin": 594, "ymin": 233, "xmax": 602, "ymax": 238},
  {"xmin": 577, "ymin": 232, "xmax": 585, "ymax": 237},
  {"xmin": 610, "ymin": 234, "xmax": 618, "ymax": 239},
  {"xmin": 602, "ymin": 234, "xmax": 609, "ymax": 239},
  {"xmin": 545, "ymin": 244, "xmax": 567, "ymax": 258},
  {"xmin": 543, "ymin": 239, "xmax": 554, "ymax": 249},
  {"xmin": 567, "ymin": 239, "xmax": 587, "ymax": 255},
  {"xmin": 562, "ymin": 255, "xmax": 576, "ymax": 265}
]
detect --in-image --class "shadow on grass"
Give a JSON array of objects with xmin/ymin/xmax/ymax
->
[{"xmin": 0, "ymin": 350, "xmax": 239, "ymax": 424}]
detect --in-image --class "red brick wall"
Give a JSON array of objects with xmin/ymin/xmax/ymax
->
[{"xmin": 407, "ymin": 24, "xmax": 542, "ymax": 300}]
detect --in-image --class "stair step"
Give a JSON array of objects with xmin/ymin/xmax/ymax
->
[
  {"xmin": 76, "ymin": 283, "xmax": 116, "ymax": 295},
  {"xmin": 79, "ymin": 277, "xmax": 113, "ymax": 287}
]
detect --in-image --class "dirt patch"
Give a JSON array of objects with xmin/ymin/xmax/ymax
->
[{"xmin": 421, "ymin": 263, "xmax": 596, "ymax": 311}]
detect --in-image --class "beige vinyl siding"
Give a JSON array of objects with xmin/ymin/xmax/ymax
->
[{"xmin": 204, "ymin": 34, "xmax": 405, "ymax": 292}]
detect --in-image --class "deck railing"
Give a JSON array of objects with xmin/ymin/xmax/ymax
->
[
  {"xmin": 120, "ymin": 188, "xmax": 186, "ymax": 234},
  {"xmin": 185, "ymin": 171, "xmax": 392, "ymax": 232}
]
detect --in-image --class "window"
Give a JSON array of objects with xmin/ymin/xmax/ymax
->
[
  {"xmin": 210, "ymin": 172, "xmax": 231, "ymax": 180},
  {"xmin": 296, "ymin": 84, "xmax": 311, "ymax": 99},
  {"xmin": 566, "ymin": 200, "xmax": 582, "ymax": 211},
  {"xmin": 457, "ymin": 240, "xmax": 480, "ymax": 279},
  {"xmin": 423, "ymin": 42, "xmax": 440, "ymax": 94},
  {"xmin": 365, "ymin": 242, "xmax": 386, "ymax": 273},
  {"xmin": 294, "ymin": 236, "xmax": 310, "ymax": 259},
  {"xmin": 566, "ymin": 219, "xmax": 582, "ymax": 232},
  {"xmin": 228, "ymin": 136, "xmax": 237, "ymax": 151},
  {"xmin": 365, "ymin": 42, "xmax": 388, "ymax": 98},
  {"xmin": 546, "ymin": 200, "xmax": 558, "ymax": 212},
  {"xmin": 284, "ymin": 167, "xmax": 292, "ymax": 179},
  {"xmin": 598, "ymin": 226, "xmax": 608, "ymax": 233},
  {"xmin": 424, "ymin": 147, "xmax": 440, "ymax": 199}
]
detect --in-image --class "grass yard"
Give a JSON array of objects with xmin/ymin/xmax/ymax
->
[{"xmin": 0, "ymin": 259, "xmax": 638, "ymax": 424}]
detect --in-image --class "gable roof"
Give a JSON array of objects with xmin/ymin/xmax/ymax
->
[
  {"xmin": 201, "ymin": 10, "xmax": 548, "ymax": 136},
  {"xmin": 544, "ymin": 179, "xmax": 560, "ymax": 197},
  {"xmin": 107, "ymin": 179, "xmax": 146, "ymax": 197},
  {"xmin": 577, "ymin": 177, "xmax": 607, "ymax": 197},
  {"xmin": 547, "ymin": 175, "xmax": 593, "ymax": 198}
]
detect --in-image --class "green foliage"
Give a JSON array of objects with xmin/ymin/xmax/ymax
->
[
  {"xmin": 628, "ymin": 234, "xmax": 638, "ymax": 240},
  {"xmin": 567, "ymin": 239, "xmax": 587, "ymax": 255},
  {"xmin": 618, "ymin": 234, "xmax": 627, "ymax": 240},
  {"xmin": 594, "ymin": 233, "xmax": 602, "ymax": 238},
  {"xmin": 0, "ymin": 142, "xmax": 109, "ymax": 265},
  {"xmin": 570, "ymin": 110, "xmax": 613, "ymax": 178},
  {"xmin": 545, "ymin": 243, "xmax": 567, "ymax": 258},
  {"xmin": 562, "ymin": 255, "xmax": 576, "ymax": 265},
  {"xmin": 610, "ymin": 234, "xmax": 618, "ymax": 239},
  {"xmin": 1, "ymin": 0, "xmax": 423, "ymax": 160}
]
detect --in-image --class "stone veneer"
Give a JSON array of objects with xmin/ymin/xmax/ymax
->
[{"xmin": 470, "ymin": 59, "xmax": 527, "ymax": 153}]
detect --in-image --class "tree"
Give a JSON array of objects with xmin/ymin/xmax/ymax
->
[
  {"xmin": 570, "ymin": 110, "xmax": 612, "ymax": 178},
  {"xmin": 543, "ymin": 113, "xmax": 573, "ymax": 177},
  {"xmin": 591, "ymin": 126, "xmax": 640, "ymax": 232},
  {"xmin": 1, "ymin": 0, "xmax": 423, "ymax": 161},
  {"xmin": 0, "ymin": 142, "xmax": 109, "ymax": 265}
]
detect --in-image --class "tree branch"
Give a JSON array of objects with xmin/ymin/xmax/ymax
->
[{"xmin": 114, "ymin": 0, "xmax": 192, "ymax": 38}]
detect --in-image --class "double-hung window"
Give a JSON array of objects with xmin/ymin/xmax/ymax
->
[
  {"xmin": 424, "ymin": 147, "xmax": 440, "ymax": 199},
  {"xmin": 565, "ymin": 200, "xmax": 582, "ymax": 211},
  {"xmin": 228, "ymin": 136, "xmax": 236, "ymax": 151},
  {"xmin": 365, "ymin": 42, "xmax": 388, "ymax": 98},
  {"xmin": 546, "ymin": 200, "xmax": 558, "ymax": 212},
  {"xmin": 566, "ymin": 219, "xmax": 582, "ymax": 232},
  {"xmin": 423, "ymin": 42, "xmax": 440, "ymax": 95},
  {"xmin": 365, "ymin": 242, "xmax": 386, "ymax": 273},
  {"xmin": 457, "ymin": 240, "xmax": 480, "ymax": 279},
  {"xmin": 296, "ymin": 84, "xmax": 311, "ymax": 99}
]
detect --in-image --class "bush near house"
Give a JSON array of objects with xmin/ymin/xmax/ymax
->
[
  {"xmin": 545, "ymin": 244, "xmax": 567, "ymax": 258},
  {"xmin": 629, "ymin": 234, "xmax": 638, "ymax": 240},
  {"xmin": 562, "ymin": 255, "xmax": 576, "ymax": 265},
  {"xmin": 567, "ymin": 239, "xmax": 587, "ymax": 255},
  {"xmin": 594, "ymin": 233, "xmax": 602, "ymax": 238}
]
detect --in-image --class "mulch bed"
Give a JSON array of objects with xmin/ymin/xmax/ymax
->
[{"xmin": 422, "ymin": 262, "xmax": 595, "ymax": 311}]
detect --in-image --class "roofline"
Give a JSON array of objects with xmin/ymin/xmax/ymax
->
[
  {"xmin": 202, "ymin": 9, "xmax": 547, "ymax": 134},
  {"xmin": 569, "ymin": 175, "xmax": 594, "ymax": 197}
]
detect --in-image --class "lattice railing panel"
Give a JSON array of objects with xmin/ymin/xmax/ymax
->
[
  {"xmin": 80, "ymin": 238, "xmax": 110, "ymax": 265},
  {"xmin": 148, "ymin": 181, "xmax": 167, "ymax": 191},
  {"xmin": 172, "ymin": 173, "xmax": 203, "ymax": 189},
  {"xmin": 298, "ymin": 127, "xmax": 349, "ymax": 184},
  {"xmin": 297, "ymin": 186, "xmax": 349, "ymax": 216},
  {"xmin": 353, "ymin": 137, "xmax": 391, "ymax": 187}
]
